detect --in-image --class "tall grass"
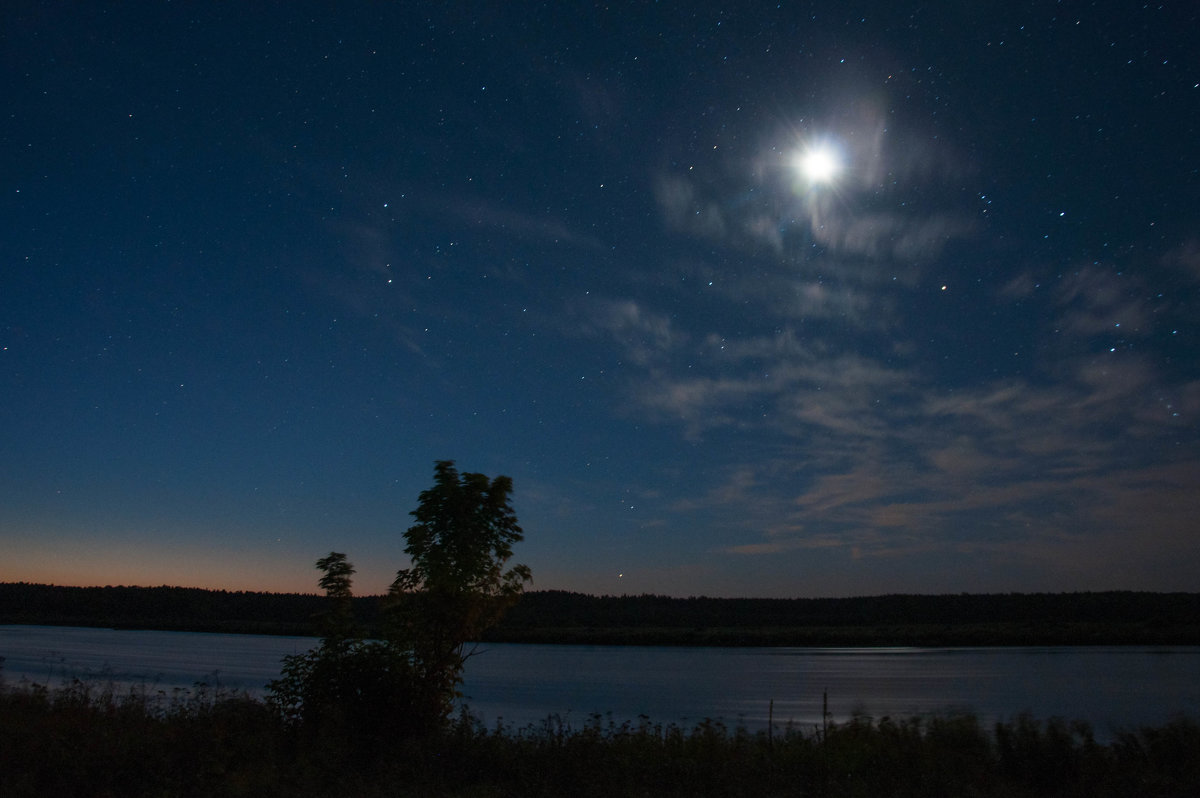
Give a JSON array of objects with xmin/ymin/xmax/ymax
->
[{"xmin": 1, "ymin": 674, "xmax": 1197, "ymax": 797}]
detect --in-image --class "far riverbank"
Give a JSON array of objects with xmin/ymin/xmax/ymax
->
[{"xmin": 3, "ymin": 583, "xmax": 1197, "ymax": 646}]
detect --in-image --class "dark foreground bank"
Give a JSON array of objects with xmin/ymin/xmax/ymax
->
[{"xmin": 1, "ymin": 677, "xmax": 1197, "ymax": 798}]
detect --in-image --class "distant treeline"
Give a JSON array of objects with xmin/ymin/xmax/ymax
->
[
  {"xmin": 2, "ymin": 583, "xmax": 1198, "ymax": 645},
  {"xmin": 0, "ymin": 583, "xmax": 337, "ymax": 636},
  {"xmin": 489, "ymin": 590, "xmax": 1200, "ymax": 646}
]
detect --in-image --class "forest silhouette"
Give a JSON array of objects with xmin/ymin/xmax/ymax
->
[{"xmin": 3, "ymin": 582, "xmax": 1197, "ymax": 646}]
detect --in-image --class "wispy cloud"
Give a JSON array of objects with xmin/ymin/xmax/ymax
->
[
  {"xmin": 813, "ymin": 211, "xmax": 978, "ymax": 263},
  {"xmin": 596, "ymin": 140, "xmax": 1198, "ymax": 589},
  {"xmin": 546, "ymin": 88, "xmax": 1200, "ymax": 591},
  {"xmin": 1053, "ymin": 266, "xmax": 1152, "ymax": 337}
]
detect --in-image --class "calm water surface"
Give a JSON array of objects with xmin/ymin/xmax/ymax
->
[{"xmin": 3, "ymin": 626, "xmax": 1197, "ymax": 738}]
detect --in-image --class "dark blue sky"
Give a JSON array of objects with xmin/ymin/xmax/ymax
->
[{"xmin": 3, "ymin": 2, "xmax": 1198, "ymax": 597}]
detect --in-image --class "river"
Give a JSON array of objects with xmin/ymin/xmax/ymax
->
[{"xmin": 2, "ymin": 625, "xmax": 1197, "ymax": 738}]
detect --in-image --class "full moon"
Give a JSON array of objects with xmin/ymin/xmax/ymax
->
[{"xmin": 795, "ymin": 144, "xmax": 842, "ymax": 184}]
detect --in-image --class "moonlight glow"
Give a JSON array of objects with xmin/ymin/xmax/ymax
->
[{"xmin": 795, "ymin": 144, "xmax": 842, "ymax": 184}]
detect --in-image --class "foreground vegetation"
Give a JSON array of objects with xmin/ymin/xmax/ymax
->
[{"xmin": 2, "ymin": 676, "xmax": 1198, "ymax": 797}]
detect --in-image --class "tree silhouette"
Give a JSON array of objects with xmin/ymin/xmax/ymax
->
[
  {"xmin": 387, "ymin": 460, "xmax": 532, "ymax": 720},
  {"xmin": 267, "ymin": 460, "xmax": 531, "ymax": 739},
  {"xmin": 313, "ymin": 552, "xmax": 356, "ymax": 640}
]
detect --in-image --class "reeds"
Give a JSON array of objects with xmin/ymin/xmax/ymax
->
[{"xmin": 2, "ymin": 675, "xmax": 1197, "ymax": 797}]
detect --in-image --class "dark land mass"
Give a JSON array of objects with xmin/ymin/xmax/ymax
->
[{"xmin": 2, "ymin": 583, "xmax": 1198, "ymax": 646}]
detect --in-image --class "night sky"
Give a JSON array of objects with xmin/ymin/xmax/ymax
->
[{"xmin": 3, "ymin": 3, "xmax": 1198, "ymax": 598}]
